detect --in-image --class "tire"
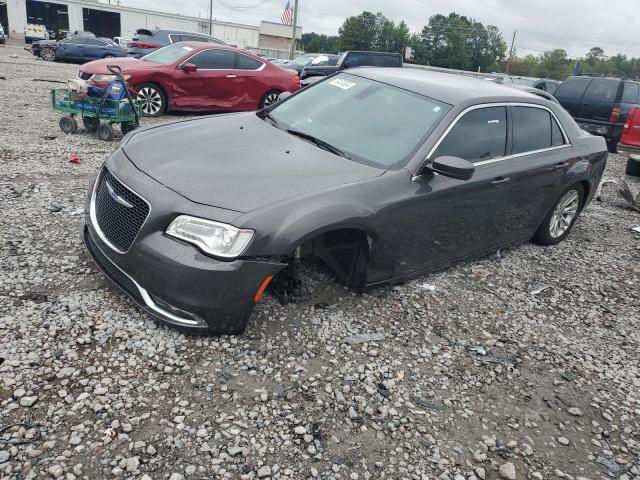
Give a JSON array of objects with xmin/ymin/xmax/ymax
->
[
  {"xmin": 533, "ymin": 184, "xmax": 584, "ymax": 246},
  {"xmin": 259, "ymin": 89, "xmax": 282, "ymax": 109},
  {"xmin": 606, "ymin": 138, "xmax": 618, "ymax": 154},
  {"xmin": 59, "ymin": 116, "xmax": 78, "ymax": 134},
  {"xmin": 136, "ymin": 83, "xmax": 166, "ymax": 117},
  {"xmin": 121, "ymin": 122, "xmax": 137, "ymax": 135},
  {"xmin": 82, "ymin": 117, "xmax": 99, "ymax": 133},
  {"xmin": 40, "ymin": 47, "xmax": 56, "ymax": 62},
  {"xmin": 626, "ymin": 158, "xmax": 640, "ymax": 177},
  {"xmin": 96, "ymin": 123, "xmax": 115, "ymax": 142}
]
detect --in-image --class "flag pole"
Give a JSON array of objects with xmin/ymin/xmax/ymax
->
[{"xmin": 289, "ymin": 0, "xmax": 299, "ymax": 60}]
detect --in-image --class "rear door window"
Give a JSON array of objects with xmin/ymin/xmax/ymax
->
[
  {"xmin": 555, "ymin": 77, "xmax": 591, "ymax": 99},
  {"xmin": 190, "ymin": 49, "xmax": 235, "ymax": 69},
  {"xmin": 372, "ymin": 54, "xmax": 400, "ymax": 67},
  {"xmin": 433, "ymin": 107, "xmax": 507, "ymax": 162},
  {"xmin": 583, "ymin": 78, "xmax": 620, "ymax": 102},
  {"xmin": 621, "ymin": 82, "xmax": 639, "ymax": 104},
  {"xmin": 512, "ymin": 106, "xmax": 564, "ymax": 154}
]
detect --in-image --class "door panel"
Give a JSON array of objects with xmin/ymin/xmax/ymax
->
[
  {"xmin": 391, "ymin": 160, "xmax": 518, "ymax": 278},
  {"xmin": 172, "ymin": 49, "xmax": 238, "ymax": 110}
]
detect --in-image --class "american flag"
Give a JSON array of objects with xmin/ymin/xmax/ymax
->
[{"xmin": 281, "ymin": 0, "xmax": 292, "ymax": 25}]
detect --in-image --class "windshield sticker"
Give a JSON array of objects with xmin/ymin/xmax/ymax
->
[
  {"xmin": 330, "ymin": 78, "xmax": 356, "ymax": 90},
  {"xmin": 433, "ymin": 106, "xmax": 441, "ymax": 112},
  {"xmin": 182, "ymin": 46, "xmax": 194, "ymax": 52}
]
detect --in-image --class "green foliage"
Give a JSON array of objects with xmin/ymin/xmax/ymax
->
[
  {"xmin": 300, "ymin": 32, "xmax": 339, "ymax": 54},
  {"xmin": 306, "ymin": 11, "xmax": 640, "ymax": 80}
]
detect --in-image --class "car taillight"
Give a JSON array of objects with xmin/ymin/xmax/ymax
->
[
  {"xmin": 292, "ymin": 75, "xmax": 301, "ymax": 89},
  {"xmin": 128, "ymin": 41, "xmax": 161, "ymax": 49},
  {"xmin": 609, "ymin": 107, "xmax": 621, "ymax": 123},
  {"xmin": 624, "ymin": 107, "xmax": 639, "ymax": 132}
]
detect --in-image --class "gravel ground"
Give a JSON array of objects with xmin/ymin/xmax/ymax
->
[{"xmin": 1, "ymin": 41, "xmax": 639, "ymax": 480}]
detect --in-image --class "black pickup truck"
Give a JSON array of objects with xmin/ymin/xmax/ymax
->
[{"xmin": 300, "ymin": 51, "xmax": 402, "ymax": 79}]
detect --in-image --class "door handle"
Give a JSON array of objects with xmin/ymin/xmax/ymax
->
[
  {"xmin": 548, "ymin": 162, "xmax": 569, "ymax": 171},
  {"xmin": 226, "ymin": 74, "xmax": 237, "ymax": 78},
  {"xmin": 490, "ymin": 177, "xmax": 511, "ymax": 186}
]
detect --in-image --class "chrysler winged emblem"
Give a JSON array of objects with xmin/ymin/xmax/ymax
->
[{"xmin": 105, "ymin": 181, "xmax": 134, "ymax": 209}]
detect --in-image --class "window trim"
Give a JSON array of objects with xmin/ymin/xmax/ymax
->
[{"xmin": 418, "ymin": 102, "xmax": 571, "ymax": 174}]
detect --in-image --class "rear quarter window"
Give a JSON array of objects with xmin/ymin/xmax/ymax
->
[
  {"xmin": 583, "ymin": 78, "xmax": 621, "ymax": 102},
  {"xmin": 555, "ymin": 77, "xmax": 592, "ymax": 99},
  {"xmin": 621, "ymin": 82, "xmax": 639, "ymax": 104}
]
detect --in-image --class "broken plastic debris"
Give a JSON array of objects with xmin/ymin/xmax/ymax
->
[
  {"xmin": 68, "ymin": 155, "xmax": 81, "ymax": 164},
  {"xmin": 420, "ymin": 283, "xmax": 436, "ymax": 291},
  {"xmin": 342, "ymin": 333, "xmax": 385, "ymax": 345},
  {"xmin": 631, "ymin": 226, "xmax": 640, "ymax": 234},
  {"xmin": 467, "ymin": 345, "xmax": 487, "ymax": 356},
  {"xmin": 414, "ymin": 396, "xmax": 444, "ymax": 411},
  {"xmin": 531, "ymin": 285, "xmax": 551, "ymax": 295}
]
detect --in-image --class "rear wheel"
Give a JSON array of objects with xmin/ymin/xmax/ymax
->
[
  {"xmin": 626, "ymin": 158, "xmax": 640, "ymax": 177},
  {"xmin": 96, "ymin": 123, "xmax": 115, "ymax": 142},
  {"xmin": 533, "ymin": 184, "xmax": 584, "ymax": 246},
  {"xmin": 40, "ymin": 46, "xmax": 56, "ymax": 62},
  {"xmin": 59, "ymin": 116, "xmax": 78, "ymax": 134},
  {"xmin": 259, "ymin": 90, "xmax": 282, "ymax": 109},
  {"xmin": 136, "ymin": 83, "xmax": 166, "ymax": 117},
  {"xmin": 82, "ymin": 117, "xmax": 99, "ymax": 133}
]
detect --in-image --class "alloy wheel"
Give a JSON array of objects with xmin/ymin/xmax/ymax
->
[
  {"xmin": 138, "ymin": 87, "xmax": 163, "ymax": 116},
  {"xmin": 263, "ymin": 92, "xmax": 281, "ymax": 107},
  {"xmin": 41, "ymin": 48, "xmax": 55, "ymax": 62},
  {"xmin": 549, "ymin": 189, "xmax": 579, "ymax": 238}
]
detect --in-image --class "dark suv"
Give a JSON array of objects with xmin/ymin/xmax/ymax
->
[
  {"xmin": 127, "ymin": 29, "xmax": 226, "ymax": 58},
  {"xmin": 300, "ymin": 51, "xmax": 402, "ymax": 79},
  {"xmin": 554, "ymin": 75, "xmax": 640, "ymax": 152}
]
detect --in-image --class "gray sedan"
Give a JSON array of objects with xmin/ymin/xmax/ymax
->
[{"xmin": 83, "ymin": 68, "xmax": 607, "ymax": 335}]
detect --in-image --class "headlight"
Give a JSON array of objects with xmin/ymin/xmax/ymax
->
[
  {"xmin": 91, "ymin": 74, "xmax": 132, "ymax": 82},
  {"xmin": 166, "ymin": 215, "xmax": 254, "ymax": 259}
]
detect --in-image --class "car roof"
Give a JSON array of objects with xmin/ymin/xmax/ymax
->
[
  {"xmin": 348, "ymin": 68, "xmax": 540, "ymax": 105},
  {"xmin": 179, "ymin": 42, "xmax": 254, "ymax": 54}
]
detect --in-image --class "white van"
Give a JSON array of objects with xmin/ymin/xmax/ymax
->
[{"xmin": 24, "ymin": 24, "xmax": 49, "ymax": 44}]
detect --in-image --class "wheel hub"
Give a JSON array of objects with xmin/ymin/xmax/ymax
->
[{"xmin": 549, "ymin": 190, "xmax": 579, "ymax": 238}]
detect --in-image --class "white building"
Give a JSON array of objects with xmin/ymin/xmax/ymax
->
[{"xmin": 0, "ymin": 0, "xmax": 301, "ymax": 56}]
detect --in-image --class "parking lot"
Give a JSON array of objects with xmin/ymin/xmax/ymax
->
[{"xmin": 1, "ymin": 40, "xmax": 639, "ymax": 480}]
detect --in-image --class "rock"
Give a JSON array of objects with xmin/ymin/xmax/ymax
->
[
  {"xmin": 125, "ymin": 456, "xmax": 139, "ymax": 472},
  {"xmin": 499, "ymin": 462, "xmax": 517, "ymax": 480},
  {"xmin": 20, "ymin": 396, "xmax": 38, "ymax": 407},
  {"xmin": 257, "ymin": 465, "xmax": 272, "ymax": 478},
  {"xmin": 0, "ymin": 451, "xmax": 10, "ymax": 463},
  {"xmin": 169, "ymin": 474, "xmax": 185, "ymax": 480},
  {"xmin": 48, "ymin": 465, "xmax": 64, "ymax": 478},
  {"xmin": 567, "ymin": 407, "xmax": 583, "ymax": 416},
  {"xmin": 557, "ymin": 436, "xmax": 570, "ymax": 446},
  {"xmin": 294, "ymin": 426, "xmax": 307, "ymax": 435}
]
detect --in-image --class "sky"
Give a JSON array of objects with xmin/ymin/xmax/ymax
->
[{"xmin": 120, "ymin": 0, "xmax": 640, "ymax": 58}]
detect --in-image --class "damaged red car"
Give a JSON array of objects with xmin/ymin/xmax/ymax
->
[{"xmin": 78, "ymin": 42, "xmax": 300, "ymax": 116}]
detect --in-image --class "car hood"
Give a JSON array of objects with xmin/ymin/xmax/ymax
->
[
  {"xmin": 81, "ymin": 57, "xmax": 158, "ymax": 75},
  {"xmin": 122, "ymin": 112, "xmax": 384, "ymax": 213}
]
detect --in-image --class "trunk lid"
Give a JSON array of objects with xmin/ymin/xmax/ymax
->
[{"xmin": 621, "ymin": 107, "xmax": 640, "ymax": 147}]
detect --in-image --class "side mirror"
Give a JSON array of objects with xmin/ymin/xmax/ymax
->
[
  {"xmin": 428, "ymin": 156, "xmax": 475, "ymax": 180},
  {"xmin": 182, "ymin": 63, "xmax": 197, "ymax": 73},
  {"xmin": 277, "ymin": 91, "xmax": 292, "ymax": 102}
]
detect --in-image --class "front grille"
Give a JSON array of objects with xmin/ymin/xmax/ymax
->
[
  {"xmin": 85, "ymin": 229, "xmax": 143, "ymax": 303},
  {"xmin": 94, "ymin": 168, "xmax": 150, "ymax": 252},
  {"xmin": 78, "ymin": 71, "xmax": 92, "ymax": 80}
]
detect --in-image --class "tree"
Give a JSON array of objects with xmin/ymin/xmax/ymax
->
[
  {"xmin": 337, "ymin": 11, "xmax": 379, "ymax": 51},
  {"xmin": 300, "ymin": 33, "xmax": 339, "ymax": 53},
  {"xmin": 586, "ymin": 46, "xmax": 605, "ymax": 65}
]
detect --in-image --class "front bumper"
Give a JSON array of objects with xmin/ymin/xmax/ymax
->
[
  {"xmin": 82, "ymin": 161, "xmax": 287, "ymax": 334},
  {"xmin": 617, "ymin": 143, "xmax": 640, "ymax": 161}
]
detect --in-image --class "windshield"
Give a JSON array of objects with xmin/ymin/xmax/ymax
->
[
  {"xmin": 268, "ymin": 74, "xmax": 450, "ymax": 168},
  {"xmin": 289, "ymin": 55, "xmax": 314, "ymax": 67},
  {"xmin": 142, "ymin": 43, "xmax": 194, "ymax": 64},
  {"xmin": 512, "ymin": 78, "xmax": 537, "ymax": 87}
]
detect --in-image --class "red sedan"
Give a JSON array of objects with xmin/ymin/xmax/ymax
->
[{"xmin": 78, "ymin": 42, "xmax": 301, "ymax": 117}]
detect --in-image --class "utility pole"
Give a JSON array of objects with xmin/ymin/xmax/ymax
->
[
  {"xmin": 209, "ymin": 0, "xmax": 213, "ymax": 36},
  {"xmin": 506, "ymin": 29, "xmax": 517, "ymax": 75},
  {"xmin": 289, "ymin": 0, "xmax": 299, "ymax": 60}
]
